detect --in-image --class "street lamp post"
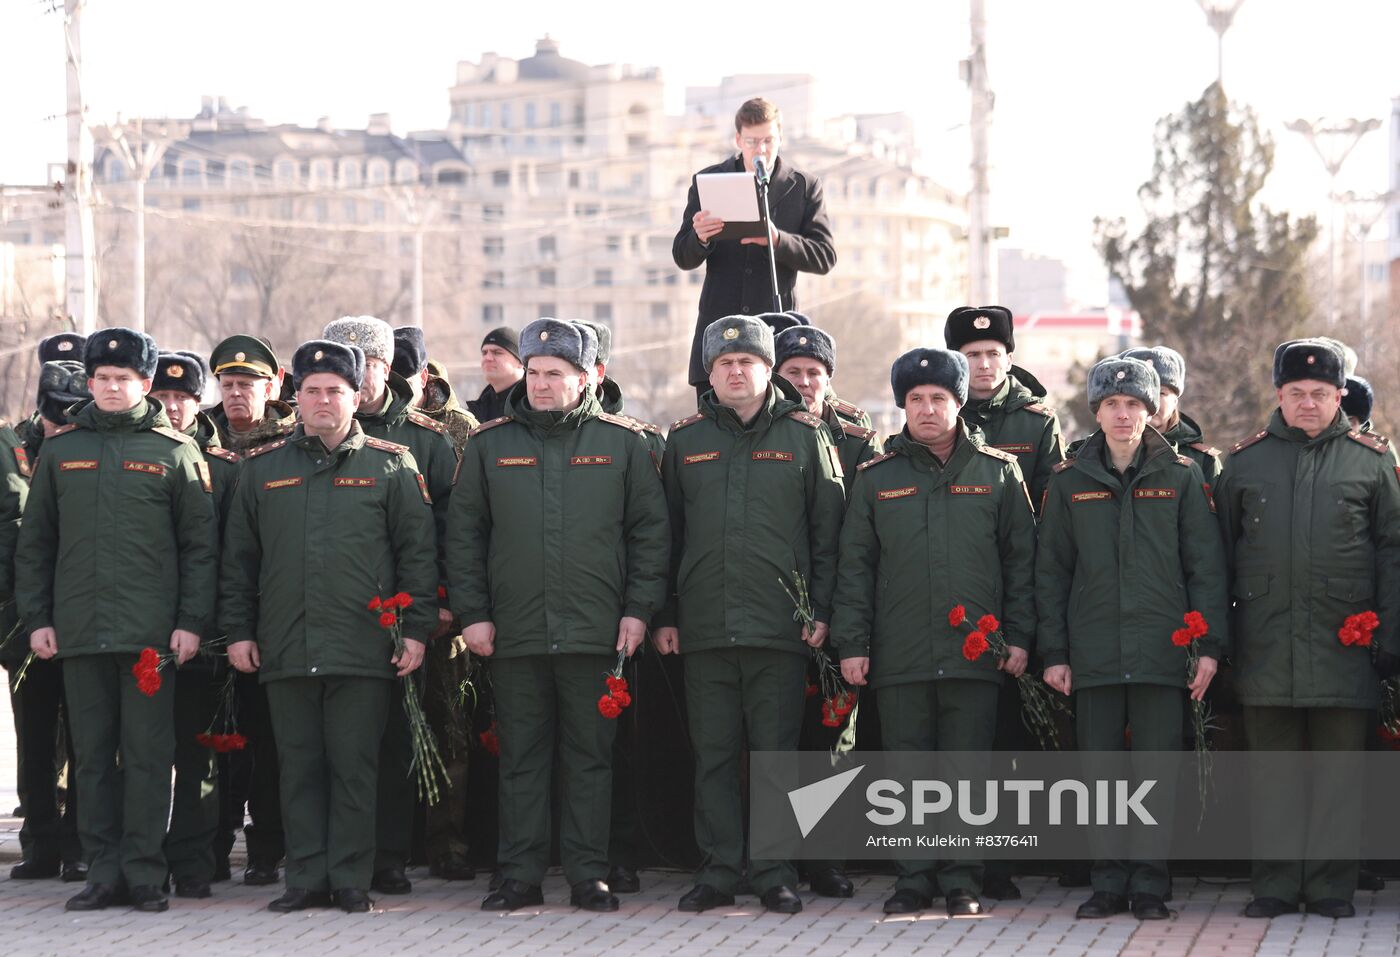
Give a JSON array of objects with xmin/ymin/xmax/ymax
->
[{"xmin": 1195, "ymin": 0, "xmax": 1245, "ymax": 87}]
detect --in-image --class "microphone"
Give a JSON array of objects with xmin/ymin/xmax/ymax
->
[{"xmin": 753, "ymin": 156, "xmax": 770, "ymax": 186}]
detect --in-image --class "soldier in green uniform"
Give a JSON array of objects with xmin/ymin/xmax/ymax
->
[
  {"xmin": 222, "ymin": 339, "xmax": 439, "ymax": 914},
  {"xmin": 654, "ymin": 316, "xmax": 845, "ymax": 915},
  {"xmin": 1038, "ymin": 356, "xmax": 1229, "ymax": 920},
  {"xmin": 207, "ymin": 334, "xmax": 290, "ymax": 886},
  {"xmin": 322, "ymin": 315, "xmax": 458, "ymax": 896},
  {"xmin": 832, "ymin": 347, "xmax": 1036, "ymax": 916},
  {"xmin": 1215, "ymin": 339, "xmax": 1400, "ymax": 919},
  {"xmin": 392, "ymin": 326, "xmax": 479, "ymax": 453},
  {"xmin": 447, "ymin": 318, "xmax": 670, "ymax": 913},
  {"xmin": 149, "ymin": 351, "xmax": 241, "ymax": 899},
  {"xmin": 4, "ymin": 358, "xmax": 87, "ymax": 884},
  {"xmin": 1120, "ymin": 346, "xmax": 1222, "ymax": 485},
  {"xmin": 17, "ymin": 327, "xmax": 218, "ymax": 913}
]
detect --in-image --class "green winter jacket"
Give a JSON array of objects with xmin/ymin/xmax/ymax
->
[
  {"xmin": 656, "ymin": 378, "xmax": 846, "ymax": 655},
  {"xmin": 596, "ymin": 375, "xmax": 666, "ymax": 461},
  {"xmin": 1214, "ymin": 409, "xmax": 1400, "ymax": 708},
  {"xmin": 959, "ymin": 367, "xmax": 1065, "ymax": 513},
  {"xmin": 219, "ymin": 422, "xmax": 439, "ymax": 682},
  {"xmin": 0, "ymin": 423, "xmax": 29, "ymax": 665},
  {"xmin": 821, "ymin": 398, "xmax": 882, "ymax": 495},
  {"xmin": 830, "ymin": 425, "xmax": 1037, "ymax": 688},
  {"xmin": 16, "ymin": 398, "xmax": 218, "ymax": 655},
  {"xmin": 446, "ymin": 385, "xmax": 670, "ymax": 658},
  {"xmin": 1036, "ymin": 427, "xmax": 1229, "ymax": 691},
  {"xmin": 1161, "ymin": 411, "xmax": 1223, "ymax": 486}
]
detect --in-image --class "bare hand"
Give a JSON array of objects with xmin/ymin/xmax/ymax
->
[
  {"xmin": 740, "ymin": 221, "xmax": 779, "ymax": 247},
  {"xmin": 693, "ymin": 210, "xmax": 724, "ymax": 243},
  {"xmin": 841, "ymin": 656, "xmax": 870, "ymax": 687},
  {"xmin": 1043, "ymin": 664, "xmax": 1072, "ymax": 696},
  {"xmin": 170, "ymin": 629, "xmax": 201, "ymax": 666},
  {"xmin": 653, "ymin": 626, "xmax": 680, "ymax": 655},
  {"xmin": 803, "ymin": 621, "xmax": 829, "ymax": 648},
  {"xmin": 393, "ymin": 637, "xmax": 426, "ymax": 677},
  {"xmin": 430, "ymin": 606, "xmax": 456, "ymax": 642},
  {"xmin": 228, "ymin": 639, "xmax": 260, "ymax": 674},
  {"xmin": 29, "ymin": 627, "xmax": 57, "ymax": 660},
  {"xmin": 999, "ymin": 645, "xmax": 1029, "ymax": 678},
  {"xmin": 617, "ymin": 616, "xmax": 647, "ymax": 657},
  {"xmin": 462, "ymin": 621, "xmax": 495, "ymax": 658},
  {"xmin": 1188, "ymin": 655, "xmax": 1218, "ymax": 701}
]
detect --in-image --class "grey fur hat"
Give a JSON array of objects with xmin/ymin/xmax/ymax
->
[
  {"xmin": 774, "ymin": 325, "xmax": 836, "ymax": 375},
  {"xmin": 573, "ymin": 319, "xmax": 612, "ymax": 365},
  {"xmin": 292, "ymin": 339, "xmax": 365, "ymax": 390},
  {"xmin": 890, "ymin": 348, "xmax": 968, "ymax": 408},
  {"xmin": 1088, "ymin": 356, "xmax": 1160, "ymax": 414},
  {"xmin": 323, "ymin": 315, "xmax": 393, "ymax": 363},
  {"xmin": 1120, "ymin": 346, "xmax": 1185, "ymax": 396},
  {"xmin": 85, "ymin": 327, "xmax": 159, "ymax": 378},
  {"xmin": 1273, "ymin": 338, "xmax": 1345, "ymax": 390},
  {"xmin": 703, "ymin": 316, "xmax": 775, "ymax": 372},
  {"xmin": 520, "ymin": 318, "xmax": 598, "ymax": 373},
  {"xmin": 37, "ymin": 360, "xmax": 90, "ymax": 423}
]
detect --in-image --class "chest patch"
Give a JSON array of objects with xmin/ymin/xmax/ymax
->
[
  {"xmin": 753, "ymin": 450, "xmax": 794, "ymax": 462},
  {"xmin": 334, "ymin": 477, "xmax": 377, "ymax": 488},
  {"xmin": 995, "ymin": 443, "xmax": 1034, "ymax": 454},
  {"xmin": 1133, "ymin": 488, "xmax": 1176, "ymax": 500},
  {"xmin": 684, "ymin": 451, "xmax": 720, "ymax": 465},
  {"xmin": 878, "ymin": 486, "xmax": 919, "ymax": 501},
  {"xmin": 496, "ymin": 456, "xmax": 536, "ymax": 467},
  {"xmin": 950, "ymin": 485, "xmax": 991, "ymax": 495},
  {"xmin": 13, "ymin": 447, "xmax": 30, "ymax": 479},
  {"xmin": 571, "ymin": 455, "xmax": 612, "ymax": 466},
  {"xmin": 123, "ymin": 461, "xmax": 166, "ymax": 477},
  {"xmin": 264, "ymin": 477, "xmax": 303, "ymax": 491},
  {"xmin": 1072, "ymin": 491, "xmax": 1112, "ymax": 504},
  {"xmin": 60, "ymin": 460, "xmax": 98, "ymax": 471}
]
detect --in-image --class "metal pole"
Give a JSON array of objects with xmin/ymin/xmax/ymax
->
[
  {"xmin": 133, "ymin": 172, "xmax": 145, "ymax": 332},
  {"xmin": 758, "ymin": 179, "xmax": 781, "ymax": 312},
  {"xmin": 63, "ymin": 0, "xmax": 95, "ymax": 334},
  {"xmin": 967, "ymin": 0, "xmax": 993, "ymax": 302}
]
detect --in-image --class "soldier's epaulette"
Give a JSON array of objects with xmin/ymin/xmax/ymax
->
[
  {"xmin": 468, "ymin": 415, "xmax": 513, "ymax": 437},
  {"xmin": 1023, "ymin": 402, "xmax": 1056, "ymax": 418},
  {"xmin": 831, "ymin": 398, "xmax": 868, "ymax": 421},
  {"xmin": 1347, "ymin": 430, "xmax": 1390, "ymax": 455},
  {"xmin": 1052, "ymin": 458, "xmax": 1077, "ymax": 473},
  {"xmin": 856, "ymin": 451, "xmax": 898, "ymax": 471},
  {"xmin": 786, "ymin": 409, "xmax": 823, "ymax": 429},
  {"xmin": 1229, "ymin": 430, "xmax": 1269, "ymax": 455},
  {"xmin": 841, "ymin": 422, "xmax": 875, "ymax": 441},
  {"xmin": 406, "ymin": 409, "xmax": 447, "ymax": 435},
  {"xmin": 669, "ymin": 412, "xmax": 705, "ymax": 432},
  {"xmin": 1189, "ymin": 441, "xmax": 1223, "ymax": 457},
  {"xmin": 597, "ymin": 411, "xmax": 645, "ymax": 435},
  {"xmin": 244, "ymin": 438, "xmax": 288, "ymax": 459},
  {"xmin": 150, "ymin": 426, "xmax": 195, "ymax": 445},
  {"xmin": 205, "ymin": 447, "xmax": 239, "ymax": 464},
  {"xmin": 977, "ymin": 444, "xmax": 1017, "ymax": 463},
  {"xmin": 365, "ymin": 435, "xmax": 410, "ymax": 456},
  {"xmin": 47, "ymin": 423, "xmax": 82, "ymax": 439},
  {"xmin": 1174, "ymin": 454, "xmax": 1194, "ymax": 467},
  {"xmin": 632, "ymin": 417, "xmax": 662, "ymax": 435}
]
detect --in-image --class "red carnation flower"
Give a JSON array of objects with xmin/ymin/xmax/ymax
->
[
  {"xmin": 977, "ymin": 614, "xmax": 999, "ymax": 635},
  {"xmin": 394, "ymin": 592, "xmax": 413, "ymax": 608},
  {"xmin": 948, "ymin": 605, "xmax": 966, "ymax": 627},
  {"xmin": 138, "ymin": 647, "xmax": 160, "ymax": 669},
  {"xmin": 606, "ymin": 675, "xmax": 628, "ymax": 695},
  {"xmin": 962, "ymin": 631, "xmax": 989, "ymax": 662},
  {"xmin": 820, "ymin": 701, "xmax": 842, "ymax": 727},
  {"xmin": 833, "ymin": 690, "xmax": 857, "ymax": 717},
  {"xmin": 224, "ymin": 733, "xmax": 248, "ymax": 752},
  {"xmin": 437, "ymin": 585, "xmax": 448, "ymax": 601},
  {"xmin": 195, "ymin": 733, "xmax": 215, "ymax": 749},
  {"xmin": 1184, "ymin": 611, "xmax": 1208, "ymax": 639},
  {"xmin": 1171, "ymin": 628, "xmax": 1193, "ymax": 648},
  {"xmin": 479, "ymin": 722, "xmax": 500, "ymax": 757},
  {"xmin": 611, "ymin": 690, "xmax": 632, "ymax": 708},
  {"xmin": 804, "ymin": 682, "xmax": 819, "ymax": 698},
  {"xmin": 368, "ymin": 596, "xmax": 382, "ymax": 611},
  {"xmin": 598, "ymin": 694, "xmax": 623, "ymax": 719},
  {"xmin": 378, "ymin": 611, "xmax": 397, "ymax": 628}
]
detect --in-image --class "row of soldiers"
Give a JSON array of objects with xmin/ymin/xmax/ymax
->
[{"xmin": 2, "ymin": 305, "xmax": 1395, "ymax": 923}]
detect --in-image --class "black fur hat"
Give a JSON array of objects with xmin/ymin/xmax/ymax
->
[
  {"xmin": 520, "ymin": 318, "xmax": 598, "ymax": 373},
  {"xmin": 391, "ymin": 326, "xmax": 428, "ymax": 378},
  {"xmin": 1088, "ymin": 356, "xmax": 1159, "ymax": 414},
  {"xmin": 292, "ymin": 339, "xmax": 365, "ymax": 390},
  {"xmin": 36, "ymin": 360, "xmax": 90, "ymax": 424},
  {"xmin": 84, "ymin": 327, "xmax": 159, "ymax": 378},
  {"xmin": 945, "ymin": 305, "xmax": 1015, "ymax": 353},
  {"xmin": 774, "ymin": 325, "xmax": 836, "ymax": 375},
  {"xmin": 151, "ymin": 351, "xmax": 207, "ymax": 398},
  {"xmin": 891, "ymin": 348, "xmax": 969, "ymax": 408},
  {"xmin": 38, "ymin": 332, "xmax": 86, "ymax": 366},
  {"xmin": 757, "ymin": 312, "xmax": 802, "ymax": 336},
  {"xmin": 1342, "ymin": 376, "xmax": 1373, "ymax": 424},
  {"xmin": 1273, "ymin": 338, "xmax": 1345, "ymax": 389}
]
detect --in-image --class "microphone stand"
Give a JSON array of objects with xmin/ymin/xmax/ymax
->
[{"xmin": 755, "ymin": 166, "xmax": 782, "ymax": 312}]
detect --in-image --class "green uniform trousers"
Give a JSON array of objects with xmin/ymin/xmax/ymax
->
[
  {"xmin": 1075, "ymin": 683, "xmax": 1183, "ymax": 897},
  {"xmin": 684, "ymin": 647, "xmax": 807, "ymax": 896},
  {"xmin": 374, "ymin": 675, "xmax": 417, "ymax": 872},
  {"xmin": 879, "ymin": 678, "xmax": 998, "ymax": 898},
  {"xmin": 423, "ymin": 636, "xmax": 471, "ymax": 868},
  {"xmin": 1245, "ymin": 705, "xmax": 1366, "ymax": 904},
  {"xmin": 63, "ymin": 651, "xmax": 177, "ymax": 888},
  {"xmin": 165, "ymin": 663, "xmax": 221, "ymax": 881},
  {"xmin": 266, "ymin": 675, "xmax": 392, "ymax": 892},
  {"xmin": 492, "ymin": 653, "xmax": 617, "ymax": 886}
]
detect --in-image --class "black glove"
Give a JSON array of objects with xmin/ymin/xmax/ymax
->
[{"xmin": 1373, "ymin": 650, "xmax": 1400, "ymax": 680}]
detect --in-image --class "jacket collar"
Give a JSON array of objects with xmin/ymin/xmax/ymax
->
[
  {"xmin": 1072, "ymin": 426, "xmax": 1176, "ymax": 491},
  {"xmin": 890, "ymin": 420, "xmax": 979, "ymax": 481},
  {"xmin": 505, "ymin": 381, "xmax": 601, "ymax": 434},
  {"xmin": 71, "ymin": 396, "xmax": 168, "ymax": 433},
  {"xmin": 292, "ymin": 420, "xmax": 367, "ymax": 461},
  {"xmin": 1265, "ymin": 407, "xmax": 1351, "ymax": 447},
  {"xmin": 701, "ymin": 376, "xmax": 804, "ymax": 435}
]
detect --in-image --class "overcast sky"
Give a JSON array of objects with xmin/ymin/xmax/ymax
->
[{"xmin": 1, "ymin": 0, "xmax": 1396, "ymax": 305}]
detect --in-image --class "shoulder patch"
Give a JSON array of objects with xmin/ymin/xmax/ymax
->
[
  {"xmin": 977, "ymin": 444, "xmax": 1017, "ymax": 463},
  {"xmin": 1189, "ymin": 441, "xmax": 1223, "ymax": 457},
  {"xmin": 1229, "ymin": 430, "xmax": 1269, "ymax": 455},
  {"xmin": 47, "ymin": 424, "xmax": 81, "ymax": 438},
  {"xmin": 12, "ymin": 447, "xmax": 30, "ymax": 478},
  {"xmin": 597, "ymin": 411, "xmax": 645, "ymax": 435},
  {"xmin": 785, "ymin": 409, "xmax": 823, "ymax": 429},
  {"xmin": 407, "ymin": 409, "xmax": 447, "ymax": 434},
  {"xmin": 630, "ymin": 417, "xmax": 662, "ymax": 435},
  {"xmin": 831, "ymin": 398, "xmax": 868, "ymax": 420},
  {"xmin": 669, "ymin": 412, "xmax": 705, "ymax": 432},
  {"xmin": 150, "ymin": 426, "xmax": 196, "ymax": 445},
  {"xmin": 1052, "ymin": 459, "xmax": 1077, "ymax": 474},
  {"xmin": 840, "ymin": 422, "xmax": 875, "ymax": 441},
  {"xmin": 205, "ymin": 446, "xmax": 239, "ymax": 464},
  {"xmin": 364, "ymin": 435, "xmax": 410, "ymax": 455},
  {"xmin": 468, "ymin": 415, "xmax": 513, "ymax": 437},
  {"xmin": 1022, "ymin": 402, "xmax": 1056, "ymax": 418},
  {"xmin": 1347, "ymin": 430, "xmax": 1390, "ymax": 455},
  {"xmin": 856, "ymin": 451, "xmax": 898, "ymax": 471},
  {"xmin": 1174, "ymin": 454, "xmax": 1194, "ymax": 467},
  {"xmin": 244, "ymin": 438, "xmax": 288, "ymax": 459}
]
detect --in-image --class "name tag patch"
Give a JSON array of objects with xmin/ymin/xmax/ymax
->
[
  {"xmin": 496, "ymin": 456, "xmax": 536, "ymax": 467},
  {"xmin": 950, "ymin": 485, "xmax": 991, "ymax": 495},
  {"xmin": 264, "ymin": 477, "xmax": 303, "ymax": 490},
  {"xmin": 334, "ymin": 477, "xmax": 377, "ymax": 488},
  {"xmin": 878, "ymin": 486, "xmax": 919, "ymax": 501},
  {"xmin": 995, "ymin": 443, "xmax": 1034, "ymax": 454},
  {"xmin": 571, "ymin": 455, "xmax": 612, "ymax": 466},
  {"xmin": 417, "ymin": 473, "xmax": 433, "ymax": 505},
  {"xmin": 123, "ymin": 461, "xmax": 166, "ymax": 477},
  {"xmin": 1072, "ymin": 491, "xmax": 1112, "ymax": 503},
  {"xmin": 752, "ymin": 450, "xmax": 794, "ymax": 462},
  {"xmin": 684, "ymin": 451, "xmax": 720, "ymax": 465},
  {"xmin": 1134, "ymin": 488, "xmax": 1176, "ymax": 500},
  {"xmin": 60, "ymin": 460, "xmax": 98, "ymax": 471}
]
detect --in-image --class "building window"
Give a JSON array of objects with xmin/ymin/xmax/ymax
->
[
  {"xmin": 538, "ymin": 236, "xmax": 557, "ymax": 257},
  {"xmin": 310, "ymin": 160, "xmax": 333, "ymax": 187},
  {"xmin": 525, "ymin": 103, "xmax": 537, "ymax": 128},
  {"xmin": 549, "ymin": 102, "xmax": 562, "ymax": 127},
  {"xmin": 340, "ymin": 161, "xmax": 361, "ymax": 187},
  {"xmin": 481, "ymin": 104, "xmax": 492, "ymax": 127},
  {"xmin": 578, "ymin": 204, "xmax": 600, "ymax": 219},
  {"xmin": 372, "ymin": 201, "xmax": 386, "ymax": 221},
  {"xmin": 568, "ymin": 170, "xmax": 580, "ymax": 189},
  {"xmin": 537, "ymin": 303, "xmax": 556, "ymax": 319},
  {"xmin": 103, "ymin": 156, "xmax": 125, "ymax": 182},
  {"xmin": 492, "ymin": 169, "xmax": 511, "ymax": 188},
  {"xmin": 483, "ymin": 236, "xmax": 504, "ymax": 257},
  {"xmin": 482, "ymin": 304, "xmax": 503, "ymax": 323},
  {"xmin": 367, "ymin": 160, "xmax": 389, "ymax": 185},
  {"xmin": 483, "ymin": 203, "xmax": 504, "ymax": 221},
  {"xmin": 628, "ymin": 134, "xmax": 645, "ymax": 150},
  {"xmin": 483, "ymin": 270, "xmax": 504, "ymax": 289},
  {"xmin": 538, "ymin": 269, "xmax": 556, "ymax": 287},
  {"xmin": 395, "ymin": 160, "xmax": 418, "ymax": 184},
  {"xmin": 606, "ymin": 235, "xmax": 622, "ymax": 254},
  {"xmin": 182, "ymin": 197, "xmax": 201, "ymax": 211},
  {"xmin": 650, "ymin": 302, "xmax": 669, "ymax": 320},
  {"xmin": 645, "ymin": 269, "xmax": 659, "ymax": 286},
  {"xmin": 314, "ymin": 199, "xmax": 328, "ymax": 222},
  {"xmin": 501, "ymin": 104, "xmax": 512, "ymax": 129},
  {"xmin": 594, "ymin": 269, "xmax": 612, "ymax": 286},
  {"xmin": 437, "ymin": 168, "xmax": 466, "ymax": 185},
  {"xmin": 593, "ymin": 303, "xmax": 613, "ymax": 321},
  {"xmin": 343, "ymin": 200, "xmax": 358, "ymax": 223},
  {"xmin": 179, "ymin": 158, "xmax": 203, "ymax": 185},
  {"xmin": 228, "ymin": 159, "xmax": 252, "ymax": 186}
]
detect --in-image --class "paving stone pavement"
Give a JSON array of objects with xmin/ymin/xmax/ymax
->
[{"xmin": 4, "ymin": 689, "xmax": 1400, "ymax": 956}]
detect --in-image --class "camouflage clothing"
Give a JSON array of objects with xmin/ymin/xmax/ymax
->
[
  {"xmin": 418, "ymin": 375, "xmax": 478, "ymax": 456},
  {"xmin": 209, "ymin": 399, "xmax": 298, "ymax": 455}
]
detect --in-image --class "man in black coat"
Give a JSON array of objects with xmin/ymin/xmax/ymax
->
[{"xmin": 673, "ymin": 97, "xmax": 837, "ymax": 393}]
